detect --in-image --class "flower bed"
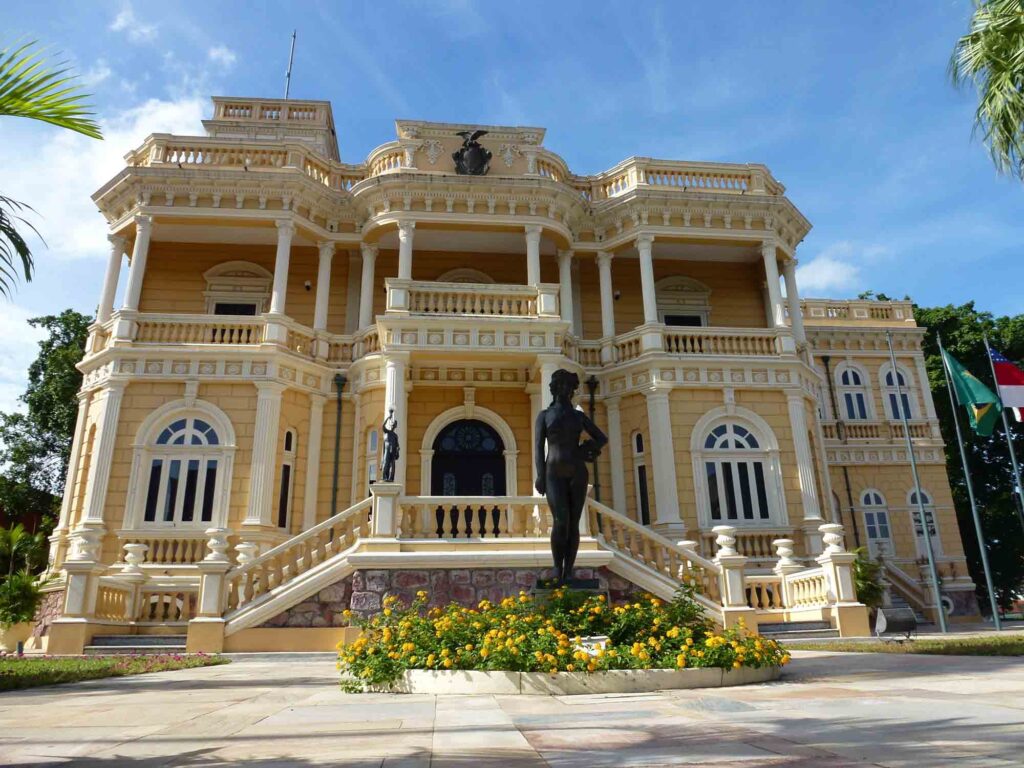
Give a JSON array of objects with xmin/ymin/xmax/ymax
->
[
  {"xmin": 0, "ymin": 653, "xmax": 229, "ymax": 692},
  {"xmin": 338, "ymin": 587, "xmax": 789, "ymax": 692}
]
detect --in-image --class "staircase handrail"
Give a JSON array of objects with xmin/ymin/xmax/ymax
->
[
  {"xmin": 227, "ymin": 497, "xmax": 372, "ymax": 580},
  {"xmin": 585, "ymin": 498, "xmax": 723, "ymax": 608},
  {"xmin": 880, "ymin": 559, "xmax": 929, "ymax": 612}
]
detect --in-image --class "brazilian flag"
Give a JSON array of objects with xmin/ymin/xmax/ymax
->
[{"xmin": 941, "ymin": 348, "xmax": 1001, "ymax": 436}]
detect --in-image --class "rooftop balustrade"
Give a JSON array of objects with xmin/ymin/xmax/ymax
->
[{"xmin": 794, "ymin": 299, "xmax": 915, "ymax": 327}]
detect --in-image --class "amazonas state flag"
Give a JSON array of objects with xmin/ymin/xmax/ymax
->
[
  {"xmin": 941, "ymin": 349, "xmax": 1001, "ymax": 436},
  {"xmin": 989, "ymin": 347, "xmax": 1024, "ymax": 422}
]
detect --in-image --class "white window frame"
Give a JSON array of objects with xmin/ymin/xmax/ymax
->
[
  {"xmin": 691, "ymin": 407, "xmax": 787, "ymax": 528},
  {"xmin": 630, "ymin": 431, "xmax": 651, "ymax": 526},
  {"xmin": 836, "ymin": 362, "xmax": 873, "ymax": 421},
  {"xmin": 366, "ymin": 427, "xmax": 379, "ymax": 494},
  {"xmin": 908, "ymin": 489, "xmax": 942, "ymax": 557},
  {"xmin": 277, "ymin": 428, "xmax": 297, "ymax": 530},
  {"xmin": 123, "ymin": 400, "xmax": 236, "ymax": 531},
  {"xmin": 861, "ymin": 489, "xmax": 893, "ymax": 558},
  {"xmin": 655, "ymin": 275, "xmax": 711, "ymax": 326},
  {"xmin": 881, "ymin": 363, "xmax": 915, "ymax": 420},
  {"xmin": 203, "ymin": 261, "xmax": 272, "ymax": 315}
]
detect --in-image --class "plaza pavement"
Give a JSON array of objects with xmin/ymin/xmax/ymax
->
[{"xmin": 1, "ymin": 649, "xmax": 1022, "ymax": 767}]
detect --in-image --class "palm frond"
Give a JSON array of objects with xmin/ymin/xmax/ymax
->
[
  {"xmin": 949, "ymin": 0, "xmax": 1024, "ymax": 179},
  {"xmin": 0, "ymin": 41, "xmax": 102, "ymax": 139},
  {"xmin": 0, "ymin": 194, "xmax": 40, "ymax": 296}
]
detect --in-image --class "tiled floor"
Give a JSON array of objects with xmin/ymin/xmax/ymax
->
[{"xmin": 1, "ymin": 649, "xmax": 1022, "ymax": 766}]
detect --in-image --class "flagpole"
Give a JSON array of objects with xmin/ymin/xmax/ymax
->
[
  {"xmin": 982, "ymin": 333, "xmax": 1024, "ymax": 534},
  {"xmin": 938, "ymin": 334, "xmax": 1001, "ymax": 630},
  {"xmin": 886, "ymin": 331, "xmax": 947, "ymax": 633}
]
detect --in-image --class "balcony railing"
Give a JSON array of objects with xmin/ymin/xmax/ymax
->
[
  {"xmin": 821, "ymin": 419, "xmax": 938, "ymax": 442},
  {"xmin": 795, "ymin": 299, "xmax": 915, "ymax": 326},
  {"xmin": 135, "ymin": 314, "xmax": 265, "ymax": 345},
  {"xmin": 386, "ymin": 279, "xmax": 560, "ymax": 319},
  {"xmin": 663, "ymin": 327, "xmax": 784, "ymax": 356}
]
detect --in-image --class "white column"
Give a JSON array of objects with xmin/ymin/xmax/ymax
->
[
  {"xmin": 97, "ymin": 235, "xmax": 125, "ymax": 323},
  {"xmin": 121, "ymin": 215, "xmax": 153, "ymax": 312},
  {"xmin": 761, "ymin": 240, "xmax": 786, "ymax": 328},
  {"xmin": 345, "ymin": 251, "xmax": 361, "ymax": 334},
  {"xmin": 349, "ymin": 391, "xmax": 363, "ymax": 505},
  {"xmin": 81, "ymin": 383, "xmax": 126, "ymax": 524},
  {"xmin": 782, "ymin": 258, "xmax": 806, "ymax": 344},
  {"xmin": 786, "ymin": 390, "xmax": 824, "ymax": 526},
  {"xmin": 57, "ymin": 392, "xmax": 91, "ymax": 530},
  {"xmin": 525, "ymin": 225, "xmax": 542, "ymax": 286},
  {"xmin": 270, "ymin": 220, "xmax": 295, "ymax": 315},
  {"xmin": 358, "ymin": 243, "xmax": 378, "ymax": 329},
  {"xmin": 596, "ymin": 252, "xmax": 616, "ymax": 339},
  {"xmin": 313, "ymin": 241, "xmax": 334, "ymax": 331},
  {"xmin": 645, "ymin": 388, "xmax": 684, "ymax": 535},
  {"xmin": 605, "ymin": 396, "xmax": 626, "ymax": 514},
  {"xmin": 245, "ymin": 382, "xmax": 285, "ymax": 526},
  {"xmin": 637, "ymin": 234, "xmax": 658, "ymax": 325},
  {"xmin": 557, "ymin": 249, "xmax": 574, "ymax": 329},
  {"xmin": 914, "ymin": 354, "xmax": 938, "ymax": 420},
  {"xmin": 383, "ymin": 353, "xmax": 409, "ymax": 489},
  {"xmin": 302, "ymin": 393, "xmax": 326, "ymax": 530},
  {"xmin": 397, "ymin": 220, "xmax": 415, "ymax": 280}
]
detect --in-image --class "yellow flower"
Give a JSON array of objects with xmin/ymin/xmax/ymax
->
[
  {"xmin": 676, "ymin": 654, "xmax": 687, "ymax": 668},
  {"xmin": 465, "ymin": 644, "xmax": 474, "ymax": 651},
  {"xmin": 426, "ymin": 654, "xmax": 436, "ymax": 666},
  {"xmin": 443, "ymin": 658, "xmax": 453, "ymax": 668},
  {"xmin": 733, "ymin": 661, "xmax": 742, "ymax": 669},
  {"xmin": 383, "ymin": 608, "xmax": 392, "ymax": 616},
  {"xmin": 566, "ymin": 664, "xmax": 575, "ymax": 672},
  {"xmin": 409, "ymin": 656, "xmax": 418, "ymax": 664}
]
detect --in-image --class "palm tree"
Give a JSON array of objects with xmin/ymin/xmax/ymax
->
[
  {"xmin": 0, "ymin": 41, "xmax": 103, "ymax": 296},
  {"xmin": 950, "ymin": 1, "xmax": 1024, "ymax": 180},
  {"xmin": 0, "ymin": 523, "xmax": 44, "ymax": 577}
]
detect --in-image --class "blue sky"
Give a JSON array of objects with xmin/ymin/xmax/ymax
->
[{"xmin": 0, "ymin": 1, "xmax": 1022, "ymax": 412}]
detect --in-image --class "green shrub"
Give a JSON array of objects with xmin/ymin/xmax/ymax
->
[
  {"xmin": 337, "ymin": 586, "xmax": 790, "ymax": 692},
  {"xmin": 0, "ymin": 570, "xmax": 44, "ymax": 629}
]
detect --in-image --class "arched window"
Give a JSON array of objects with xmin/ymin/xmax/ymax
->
[
  {"xmin": 909, "ymin": 489, "xmax": 942, "ymax": 556},
  {"xmin": 697, "ymin": 421, "xmax": 780, "ymax": 524},
  {"xmin": 881, "ymin": 366, "xmax": 914, "ymax": 420},
  {"xmin": 861, "ymin": 490, "xmax": 892, "ymax": 558},
  {"xmin": 631, "ymin": 431, "xmax": 651, "ymax": 526},
  {"xmin": 836, "ymin": 364, "xmax": 870, "ymax": 420},
  {"xmin": 203, "ymin": 261, "xmax": 272, "ymax": 315},
  {"xmin": 140, "ymin": 416, "xmax": 227, "ymax": 526},
  {"xmin": 277, "ymin": 429, "xmax": 297, "ymax": 530},
  {"xmin": 655, "ymin": 276, "xmax": 711, "ymax": 327},
  {"xmin": 366, "ymin": 428, "xmax": 379, "ymax": 494}
]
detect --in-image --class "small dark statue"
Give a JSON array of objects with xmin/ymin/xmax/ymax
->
[
  {"xmin": 381, "ymin": 408, "xmax": 400, "ymax": 483},
  {"xmin": 534, "ymin": 369, "xmax": 608, "ymax": 585},
  {"xmin": 452, "ymin": 129, "xmax": 491, "ymax": 175}
]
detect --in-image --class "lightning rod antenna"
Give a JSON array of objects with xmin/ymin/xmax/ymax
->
[{"xmin": 284, "ymin": 30, "xmax": 296, "ymax": 99}]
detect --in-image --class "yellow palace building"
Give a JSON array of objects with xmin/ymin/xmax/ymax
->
[{"xmin": 36, "ymin": 97, "xmax": 978, "ymax": 654}]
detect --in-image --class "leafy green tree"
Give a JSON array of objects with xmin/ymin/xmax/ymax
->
[
  {"xmin": 913, "ymin": 301, "xmax": 1024, "ymax": 610},
  {"xmin": 0, "ymin": 310, "xmax": 90, "ymax": 533},
  {"xmin": 0, "ymin": 41, "xmax": 102, "ymax": 295},
  {"xmin": 0, "ymin": 523, "xmax": 44, "ymax": 577},
  {"xmin": 950, "ymin": 1, "xmax": 1024, "ymax": 180}
]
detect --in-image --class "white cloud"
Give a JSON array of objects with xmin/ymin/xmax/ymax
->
[
  {"xmin": 0, "ymin": 96, "xmax": 205, "ymax": 265},
  {"xmin": 109, "ymin": 3, "xmax": 158, "ymax": 43},
  {"xmin": 796, "ymin": 241, "xmax": 866, "ymax": 296},
  {"xmin": 80, "ymin": 60, "xmax": 112, "ymax": 87},
  {"xmin": 0, "ymin": 303, "xmax": 47, "ymax": 415},
  {"xmin": 208, "ymin": 45, "xmax": 237, "ymax": 69}
]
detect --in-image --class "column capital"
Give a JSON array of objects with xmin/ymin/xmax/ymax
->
[
  {"xmin": 317, "ymin": 240, "xmax": 336, "ymax": 258},
  {"xmin": 783, "ymin": 256, "xmax": 798, "ymax": 270},
  {"xmin": 360, "ymin": 242, "xmax": 379, "ymax": 260},
  {"xmin": 397, "ymin": 219, "xmax": 416, "ymax": 236},
  {"xmin": 254, "ymin": 380, "xmax": 288, "ymax": 396},
  {"xmin": 383, "ymin": 350, "xmax": 411, "ymax": 366},
  {"xmin": 524, "ymin": 223, "xmax": 543, "ymax": 239},
  {"xmin": 596, "ymin": 250, "xmax": 613, "ymax": 268},
  {"xmin": 557, "ymin": 248, "xmax": 574, "ymax": 262},
  {"xmin": 133, "ymin": 214, "xmax": 153, "ymax": 233},
  {"xmin": 107, "ymin": 233, "xmax": 127, "ymax": 252},
  {"xmin": 635, "ymin": 233, "xmax": 655, "ymax": 250},
  {"xmin": 275, "ymin": 218, "xmax": 296, "ymax": 235},
  {"xmin": 760, "ymin": 238, "xmax": 778, "ymax": 256}
]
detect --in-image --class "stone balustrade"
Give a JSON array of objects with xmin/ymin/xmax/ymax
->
[
  {"xmin": 796, "ymin": 298, "xmax": 915, "ymax": 326},
  {"xmin": 386, "ymin": 279, "xmax": 559, "ymax": 319},
  {"xmin": 700, "ymin": 528, "xmax": 793, "ymax": 563},
  {"xmin": 134, "ymin": 313, "xmax": 265, "ymax": 345},
  {"xmin": 118, "ymin": 533, "xmax": 210, "ymax": 565},
  {"xmin": 396, "ymin": 496, "xmax": 551, "ymax": 539},
  {"xmin": 820, "ymin": 419, "xmax": 939, "ymax": 443},
  {"xmin": 662, "ymin": 327, "xmax": 785, "ymax": 357}
]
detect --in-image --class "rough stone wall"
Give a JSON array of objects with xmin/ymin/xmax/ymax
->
[
  {"xmin": 260, "ymin": 567, "xmax": 641, "ymax": 628},
  {"xmin": 31, "ymin": 589, "xmax": 64, "ymax": 638}
]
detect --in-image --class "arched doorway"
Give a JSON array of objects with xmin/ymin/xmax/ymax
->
[{"xmin": 430, "ymin": 419, "xmax": 507, "ymax": 496}]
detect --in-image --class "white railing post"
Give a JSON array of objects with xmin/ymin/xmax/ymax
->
[
  {"xmin": 370, "ymin": 483, "xmax": 402, "ymax": 537},
  {"xmin": 187, "ymin": 528, "xmax": 232, "ymax": 653},
  {"xmin": 815, "ymin": 523, "xmax": 870, "ymax": 636},
  {"xmin": 771, "ymin": 538, "xmax": 803, "ymax": 608},
  {"xmin": 713, "ymin": 525, "xmax": 758, "ymax": 630}
]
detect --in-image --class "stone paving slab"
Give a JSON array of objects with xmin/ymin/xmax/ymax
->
[{"xmin": 0, "ymin": 649, "xmax": 1022, "ymax": 766}]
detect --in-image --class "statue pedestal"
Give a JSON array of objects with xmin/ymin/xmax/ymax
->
[{"xmin": 531, "ymin": 578, "xmax": 606, "ymax": 605}]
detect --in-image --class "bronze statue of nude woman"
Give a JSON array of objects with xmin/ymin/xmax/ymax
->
[{"xmin": 534, "ymin": 369, "xmax": 608, "ymax": 585}]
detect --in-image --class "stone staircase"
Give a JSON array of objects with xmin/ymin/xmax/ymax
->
[
  {"xmin": 757, "ymin": 620, "xmax": 838, "ymax": 641},
  {"xmin": 84, "ymin": 634, "xmax": 188, "ymax": 656}
]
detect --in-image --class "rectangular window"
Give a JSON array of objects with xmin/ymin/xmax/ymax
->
[
  {"xmin": 181, "ymin": 460, "xmax": 200, "ymax": 522},
  {"xmin": 663, "ymin": 314, "xmax": 703, "ymax": 327},
  {"xmin": 144, "ymin": 460, "xmax": 163, "ymax": 522},
  {"xmin": 705, "ymin": 462, "xmax": 720, "ymax": 520},
  {"xmin": 201, "ymin": 461, "xmax": 217, "ymax": 522},
  {"xmin": 213, "ymin": 302, "xmax": 258, "ymax": 316},
  {"xmin": 163, "ymin": 460, "xmax": 181, "ymax": 522},
  {"xmin": 722, "ymin": 461, "xmax": 737, "ymax": 520},
  {"xmin": 637, "ymin": 465, "xmax": 650, "ymax": 526},
  {"xmin": 278, "ymin": 464, "xmax": 292, "ymax": 529}
]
